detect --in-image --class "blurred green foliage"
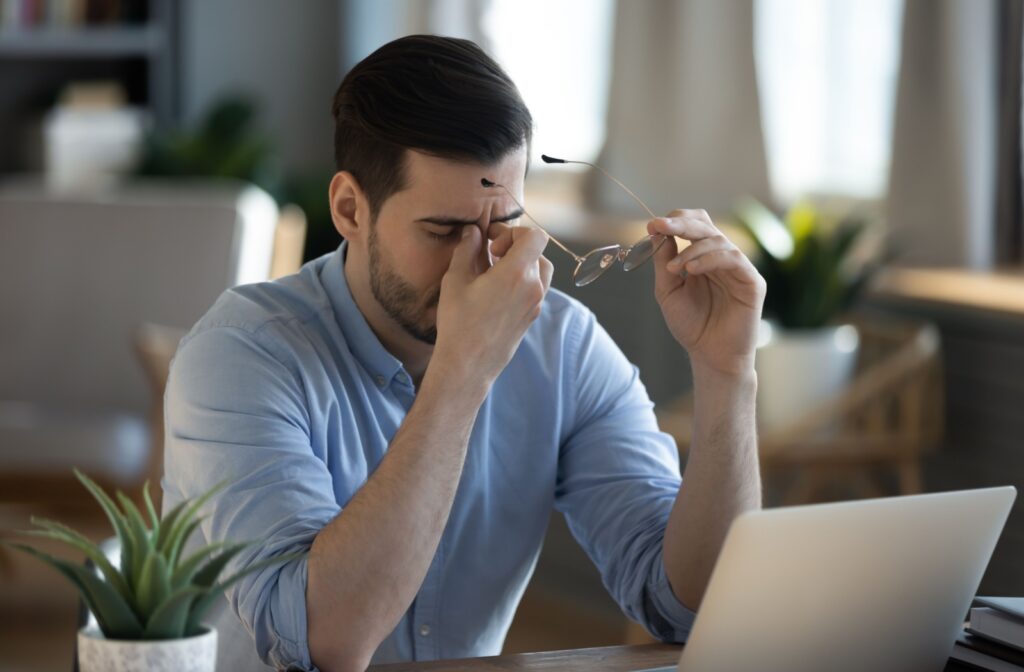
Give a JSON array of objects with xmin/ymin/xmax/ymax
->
[
  {"xmin": 136, "ymin": 97, "xmax": 339, "ymax": 263},
  {"xmin": 734, "ymin": 198, "xmax": 888, "ymax": 329}
]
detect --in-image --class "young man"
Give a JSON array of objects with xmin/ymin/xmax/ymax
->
[{"xmin": 163, "ymin": 35, "xmax": 764, "ymax": 672}]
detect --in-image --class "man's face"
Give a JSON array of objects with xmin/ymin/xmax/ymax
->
[{"xmin": 364, "ymin": 146, "xmax": 528, "ymax": 345}]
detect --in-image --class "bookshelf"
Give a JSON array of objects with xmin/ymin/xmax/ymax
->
[{"xmin": 0, "ymin": 0, "xmax": 178, "ymax": 173}]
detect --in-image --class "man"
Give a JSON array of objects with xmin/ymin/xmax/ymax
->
[{"xmin": 163, "ymin": 35, "xmax": 764, "ymax": 672}]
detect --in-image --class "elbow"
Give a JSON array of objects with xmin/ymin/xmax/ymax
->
[{"xmin": 309, "ymin": 639, "xmax": 373, "ymax": 672}]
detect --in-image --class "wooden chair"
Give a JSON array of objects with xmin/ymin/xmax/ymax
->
[{"xmin": 657, "ymin": 317, "xmax": 944, "ymax": 506}]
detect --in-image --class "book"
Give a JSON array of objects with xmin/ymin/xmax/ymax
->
[
  {"xmin": 976, "ymin": 598, "xmax": 1024, "ymax": 621},
  {"xmin": 970, "ymin": 608, "xmax": 1024, "ymax": 652},
  {"xmin": 952, "ymin": 631, "xmax": 1024, "ymax": 671}
]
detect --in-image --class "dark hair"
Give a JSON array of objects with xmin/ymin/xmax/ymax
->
[{"xmin": 331, "ymin": 35, "xmax": 533, "ymax": 220}]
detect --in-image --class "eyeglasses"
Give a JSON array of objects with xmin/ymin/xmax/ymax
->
[{"xmin": 481, "ymin": 154, "xmax": 667, "ymax": 287}]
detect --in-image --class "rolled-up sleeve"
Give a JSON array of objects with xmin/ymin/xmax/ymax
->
[
  {"xmin": 164, "ymin": 324, "xmax": 339, "ymax": 670},
  {"xmin": 554, "ymin": 309, "xmax": 696, "ymax": 642}
]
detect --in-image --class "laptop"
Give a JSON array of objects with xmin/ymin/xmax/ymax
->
[{"xmin": 640, "ymin": 486, "xmax": 1016, "ymax": 672}]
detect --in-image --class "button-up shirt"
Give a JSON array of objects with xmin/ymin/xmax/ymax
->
[{"xmin": 162, "ymin": 242, "xmax": 695, "ymax": 671}]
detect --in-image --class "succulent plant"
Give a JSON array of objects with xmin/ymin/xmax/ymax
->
[
  {"xmin": 733, "ymin": 197, "xmax": 888, "ymax": 330},
  {"xmin": 2, "ymin": 469, "xmax": 302, "ymax": 640}
]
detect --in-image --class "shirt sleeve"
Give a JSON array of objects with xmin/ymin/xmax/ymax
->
[
  {"xmin": 554, "ymin": 308, "xmax": 696, "ymax": 642},
  {"xmin": 164, "ymin": 325, "xmax": 339, "ymax": 670}
]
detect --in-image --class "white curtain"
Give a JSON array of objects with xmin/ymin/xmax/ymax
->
[
  {"xmin": 886, "ymin": 0, "xmax": 1001, "ymax": 268},
  {"xmin": 589, "ymin": 0, "xmax": 772, "ymax": 217}
]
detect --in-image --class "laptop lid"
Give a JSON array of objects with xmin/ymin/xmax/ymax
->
[{"xmin": 676, "ymin": 487, "xmax": 1016, "ymax": 672}]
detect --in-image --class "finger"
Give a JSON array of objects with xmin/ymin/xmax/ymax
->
[
  {"xmin": 651, "ymin": 233, "xmax": 684, "ymax": 300},
  {"xmin": 494, "ymin": 227, "xmax": 549, "ymax": 271},
  {"xmin": 538, "ymin": 255, "xmax": 554, "ymax": 295},
  {"xmin": 447, "ymin": 225, "xmax": 484, "ymax": 279},
  {"xmin": 488, "ymin": 222, "xmax": 516, "ymax": 258},
  {"xmin": 666, "ymin": 235, "xmax": 734, "ymax": 274},
  {"xmin": 647, "ymin": 211, "xmax": 718, "ymax": 241},
  {"xmin": 683, "ymin": 248, "xmax": 763, "ymax": 285}
]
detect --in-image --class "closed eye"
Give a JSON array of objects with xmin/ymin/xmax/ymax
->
[{"xmin": 425, "ymin": 227, "xmax": 461, "ymax": 242}]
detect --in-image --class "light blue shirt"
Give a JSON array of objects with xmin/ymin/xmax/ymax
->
[{"xmin": 162, "ymin": 242, "xmax": 695, "ymax": 670}]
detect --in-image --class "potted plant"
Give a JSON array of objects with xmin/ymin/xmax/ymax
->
[
  {"xmin": 2, "ymin": 469, "xmax": 302, "ymax": 672},
  {"xmin": 733, "ymin": 197, "xmax": 886, "ymax": 430}
]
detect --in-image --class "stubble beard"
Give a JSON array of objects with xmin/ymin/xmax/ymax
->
[{"xmin": 367, "ymin": 224, "xmax": 439, "ymax": 345}]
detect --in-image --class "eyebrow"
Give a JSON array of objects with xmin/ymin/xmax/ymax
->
[{"xmin": 416, "ymin": 208, "xmax": 524, "ymax": 228}]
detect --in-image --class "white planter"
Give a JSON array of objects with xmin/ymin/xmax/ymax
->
[
  {"xmin": 77, "ymin": 626, "xmax": 217, "ymax": 672},
  {"xmin": 755, "ymin": 321, "xmax": 860, "ymax": 432}
]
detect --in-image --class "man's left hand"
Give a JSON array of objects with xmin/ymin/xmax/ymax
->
[{"xmin": 648, "ymin": 209, "xmax": 766, "ymax": 377}]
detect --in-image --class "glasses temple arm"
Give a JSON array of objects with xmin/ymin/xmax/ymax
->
[
  {"xmin": 480, "ymin": 180, "xmax": 583, "ymax": 263},
  {"xmin": 541, "ymin": 155, "xmax": 659, "ymax": 221}
]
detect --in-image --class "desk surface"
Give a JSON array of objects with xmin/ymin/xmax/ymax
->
[
  {"xmin": 368, "ymin": 644, "xmax": 682, "ymax": 671},
  {"xmin": 367, "ymin": 643, "xmax": 978, "ymax": 672}
]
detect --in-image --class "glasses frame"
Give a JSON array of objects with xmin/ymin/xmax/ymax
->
[{"xmin": 481, "ymin": 154, "xmax": 667, "ymax": 287}]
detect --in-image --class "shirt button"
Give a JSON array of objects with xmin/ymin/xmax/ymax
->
[
  {"xmin": 419, "ymin": 624, "xmax": 431, "ymax": 637},
  {"xmin": 374, "ymin": 375, "xmax": 386, "ymax": 387}
]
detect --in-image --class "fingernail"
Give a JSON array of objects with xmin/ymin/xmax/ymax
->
[
  {"xmin": 667, "ymin": 259, "xmax": 681, "ymax": 271},
  {"xmin": 462, "ymin": 226, "xmax": 472, "ymax": 239}
]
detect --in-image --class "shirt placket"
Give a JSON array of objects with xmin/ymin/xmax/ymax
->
[{"xmin": 413, "ymin": 542, "xmax": 443, "ymax": 660}]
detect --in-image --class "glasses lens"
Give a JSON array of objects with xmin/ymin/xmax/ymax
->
[
  {"xmin": 574, "ymin": 246, "xmax": 622, "ymax": 286},
  {"xmin": 622, "ymin": 234, "xmax": 667, "ymax": 271}
]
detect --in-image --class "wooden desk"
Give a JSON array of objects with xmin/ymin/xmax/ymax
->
[
  {"xmin": 369, "ymin": 644, "xmax": 682, "ymax": 671},
  {"xmin": 368, "ymin": 643, "xmax": 977, "ymax": 671}
]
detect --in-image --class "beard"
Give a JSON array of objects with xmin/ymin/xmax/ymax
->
[{"xmin": 368, "ymin": 225, "xmax": 440, "ymax": 345}]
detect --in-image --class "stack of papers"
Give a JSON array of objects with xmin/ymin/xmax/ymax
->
[{"xmin": 952, "ymin": 597, "xmax": 1024, "ymax": 671}]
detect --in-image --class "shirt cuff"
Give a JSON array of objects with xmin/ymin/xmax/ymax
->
[
  {"xmin": 643, "ymin": 554, "xmax": 697, "ymax": 643},
  {"xmin": 258, "ymin": 557, "xmax": 320, "ymax": 671}
]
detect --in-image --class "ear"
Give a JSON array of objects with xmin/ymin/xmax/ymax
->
[{"xmin": 329, "ymin": 171, "xmax": 371, "ymax": 241}]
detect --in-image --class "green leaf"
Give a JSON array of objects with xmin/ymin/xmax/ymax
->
[
  {"xmin": 191, "ymin": 543, "xmax": 251, "ymax": 588},
  {"xmin": 735, "ymin": 197, "xmax": 794, "ymax": 261},
  {"xmin": 23, "ymin": 518, "xmax": 132, "ymax": 604},
  {"xmin": 160, "ymin": 481, "xmax": 227, "ymax": 562},
  {"xmin": 142, "ymin": 481, "xmax": 160, "ymax": 538},
  {"xmin": 117, "ymin": 491, "xmax": 153, "ymax": 590},
  {"xmin": 136, "ymin": 549, "xmax": 171, "ymax": 618},
  {"xmin": 153, "ymin": 500, "xmax": 188, "ymax": 552},
  {"xmin": 168, "ymin": 517, "xmax": 205, "ymax": 569},
  {"xmin": 73, "ymin": 469, "xmax": 136, "ymax": 594},
  {"xmin": 170, "ymin": 540, "xmax": 240, "ymax": 589},
  {"xmin": 185, "ymin": 551, "xmax": 306, "ymax": 634},
  {"xmin": 143, "ymin": 586, "xmax": 203, "ymax": 639},
  {"xmin": 3, "ymin": 542, "xmax": 142, "ymax": 639}
]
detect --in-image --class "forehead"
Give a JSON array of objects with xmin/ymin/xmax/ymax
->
[{"xmin": 395, "ymin": 147, "xmax": 528, "ymax": 209}]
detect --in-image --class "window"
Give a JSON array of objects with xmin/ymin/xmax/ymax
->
[
  {"xmin": 482, "ymin": 0, "xmax": 615, "ymax": 165},
  {"xmin": 754, "ymin": 0, "xmax": 905, "ymax": 204}
]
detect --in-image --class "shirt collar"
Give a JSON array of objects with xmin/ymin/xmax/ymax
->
[{"xmin": 321, "ymin": 241, "xmax": 404, "ymax": 386}]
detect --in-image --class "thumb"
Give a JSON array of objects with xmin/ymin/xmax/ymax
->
[{"xmin": 448, "ymin": 225, "xmax": 483, "ymax": 278}]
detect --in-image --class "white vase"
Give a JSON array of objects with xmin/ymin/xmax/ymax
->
[
  {"xmin": 77, "ymin": 626, "xmax": 217, "ymax": 672},
  {"xmin": 755, "ymin": 321, "xmax": 860, "ymax": 432}
]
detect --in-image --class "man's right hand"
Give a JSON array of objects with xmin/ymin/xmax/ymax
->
[{"xmin": 432, "ymin": 224, "xmax": 553, "ymax": 389}]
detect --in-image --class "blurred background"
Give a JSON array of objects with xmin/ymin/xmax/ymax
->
[{"xmin": 0, "ymin": 0, "xmax": 1022, "ymax": 669}]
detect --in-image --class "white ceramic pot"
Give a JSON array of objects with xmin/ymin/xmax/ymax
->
[
  {"xmin": 77, "ymin": 626, "xmax": 217, "ymax": 672},
  {"xmin": 755, "ymin": 321, "xmax": 860, "ymax": 432}
]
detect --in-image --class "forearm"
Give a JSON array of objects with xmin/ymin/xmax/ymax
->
[
  {"xmin": 662, "ymin": 364, "xmax": 761, "ymax": 611},
  {"xmin": 306, "ymin": 361, "xmax": 488, "ymax": 672}
]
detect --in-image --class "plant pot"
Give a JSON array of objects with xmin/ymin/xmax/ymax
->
[
  {"xmin": 77, "ymin": 625, "xmax": 217, "ymax": 672},
  {"xmin": 755, "ymin": 321, "xmax": 860, "ymax": 432}
]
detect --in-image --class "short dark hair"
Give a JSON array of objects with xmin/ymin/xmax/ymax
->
[{"xmin": 331, "ymin": 35, "xmax": 533, "ymax": 220}]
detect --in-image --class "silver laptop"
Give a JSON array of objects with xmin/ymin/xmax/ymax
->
[{"xmin": 643, "ymin": 486, "xmax": 1016, "ymax": 672}]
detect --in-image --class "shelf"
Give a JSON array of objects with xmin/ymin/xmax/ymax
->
[{"xmin": 0, "ymin": 26, "xmax": 162, "ymax": 58}]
